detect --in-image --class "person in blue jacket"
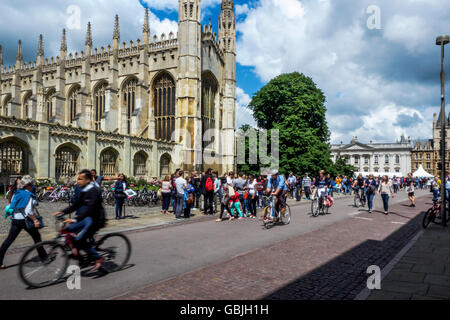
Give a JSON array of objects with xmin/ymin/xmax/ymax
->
[
  {"xmin": 364, "ymin": 174, "xmax": 378, "ymax": 213},
  {"xmin": 113, "ymin": 174, "xmax": 128, "ymax": 220}
]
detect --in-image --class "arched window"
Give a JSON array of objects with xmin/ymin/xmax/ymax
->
[
  {"xmin": 2, "ymin": 95, "xmax": 11, "ymax": 117},
  {"xmin": 123, "ymin": 78, "xmax": 137, "ymax": 135},
  {"xmin": 94, "ymin": 82, "xmax": 107, "ymax": 130},
  {"xmin": 55, "ymin": 145, "xmax": 79, "ymax": 180},
  {"xmin": 22, "ymin": 92, "xmax": 32, "ymax": 119},
  {"xmin": 68, "ymin": 86, "xmax": 80, "ymax": 124},
  {"xmin": 395, "ymin": 155, "xmax": 400, "ymax": 164},
  {"xmin": 45, "ymin": 89, "xmax": 55, "ymax": 122},
  {"xmin": 385, "ymin": 155, "xmax": 389, "ymax": 164},
  {"xmin": 374, "ymin": 155, "xmax": 379, "ymax": 164},
  {"xmin": 134, "ymin": 152, "xmax": 148, "ymax": 176},
  {"xmin": 160, "ymin": 154, "xmax": 171, "ymax": 178},
  {"xmin": 0, "ymin": 140, "xmax": 27, "ymax": 177},
  {"xmin": 153, "ymin": 73, "xmax": 176, "ymax": 141},
  {"xmin": 201, "ymin": 74, "xmax": 217, "ymax": 150},
  {"xmin": 100, "ymin": 148, "xmax": 118, "ymax": 177}
]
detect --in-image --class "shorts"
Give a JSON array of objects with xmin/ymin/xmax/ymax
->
[{"xmin": 408, "ymin": 192, "xmax": 415, "ymax": 197}]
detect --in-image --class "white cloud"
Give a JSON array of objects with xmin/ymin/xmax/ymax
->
[
  {"xmin": 236, "ymin": 87, "xmax": 256, "ymax": 128},
  {"xmin": 236, "ymin": 0, "xmax": 449, "ymax": 143},
  {"xmin": 235, "ymin": 4, "xmax": 250, "ymax": 16}
]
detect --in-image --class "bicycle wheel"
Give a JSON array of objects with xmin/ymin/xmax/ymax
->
[
  {"xmin": 311, "ymin": 198, "xmax": 320, "ymax": 217},
  {"xmin": 18, "ymin": 241, "xmax": 69, "ymax": 288},
  {"xmin": 422, "ymin": 208, "xmax": 435, "ymax": 229},
  {"xmin": 280, "ymin": 205, "xmax": 291, "ymax": 225},
  {"xmin": 96, "ymin": 233, "xmax": 131, "ymax": 272}
]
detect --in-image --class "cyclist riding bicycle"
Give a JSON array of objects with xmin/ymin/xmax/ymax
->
[
  {"xmin": 53, "ymin": 169, "xmax": 106, "ymax": 271},
  {"xmin": 352, "ymin": 173, "xmax": 366, "ymax": 204},
  {"xmin": 265, "ymin": 169, "xmax": 288, "ymax": 223},
  {"xmin": 312, "ymin": 170, "xmax": 329, "ymax": 207}
]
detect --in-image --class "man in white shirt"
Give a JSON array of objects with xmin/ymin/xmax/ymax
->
[{"xmin": 175, "ymin": 171, "xmax": 187, "ymax": 219}]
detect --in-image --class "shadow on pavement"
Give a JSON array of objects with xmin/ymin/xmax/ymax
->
[{"xmin": 262, "ymin": 207, "xmax": 425, "ymax": 300}]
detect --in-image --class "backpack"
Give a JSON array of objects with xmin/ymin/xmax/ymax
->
[
  {"xmin": 257, "ymin": 182, "xmax": 264, "ymax": 192},
  {"xmin": 205, "ymin": 177, "xmax": 214, "ymax": 192}
]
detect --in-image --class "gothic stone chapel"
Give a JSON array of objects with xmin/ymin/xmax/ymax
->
[{"xmin": 0, "ymin": 0, "xmax": 237, "ymax": 184}]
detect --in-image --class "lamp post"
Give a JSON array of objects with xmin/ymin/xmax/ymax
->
[{"xmin": 437, "ymin": 35, "xmax": 449, "ymax": 226}]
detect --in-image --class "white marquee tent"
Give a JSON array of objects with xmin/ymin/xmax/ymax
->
[{"xmin": 412, "ymin": 165, "xmax": 434, "ymax": 178}]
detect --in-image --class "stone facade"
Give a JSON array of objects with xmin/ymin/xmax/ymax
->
[
  {"xmin": 0, "ymin": 0, "xmax": 237, "ymax": 183},
  {"xmin": 331, "ymin": 136, "xmax": 412, "ymax": 177}
]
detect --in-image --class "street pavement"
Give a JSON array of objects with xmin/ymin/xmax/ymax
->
[
  {"xmin": 367, "ymin": 217, "xmax": 450, "ymax": 300},
  {"xmin": 0, "ymin": 189, "xmax": 429, "ymax": 300}
]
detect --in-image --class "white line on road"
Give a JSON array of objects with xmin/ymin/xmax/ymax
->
[
  {"xmin": 391, "ymin": 221, "xmax": 406, "ymax": 225},
  {"xmin": 351, "ymin": 217, "xmax": 373, "ymax": 221}
]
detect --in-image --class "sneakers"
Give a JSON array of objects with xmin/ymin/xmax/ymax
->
[
  {"xmin": 238, "ymin": 217, "xmax": 244, "ymax": 220},
  {"xmin": 216, "ymin": 219, "xmax": 222, "ymax": 222}
]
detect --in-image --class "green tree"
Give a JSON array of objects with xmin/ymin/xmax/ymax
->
[{"xmin": 247, "ymin": 72, "xmax": 334, "ymax": 176}]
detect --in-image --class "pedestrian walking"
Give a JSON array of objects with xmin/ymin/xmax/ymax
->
[
  {"xmin": 408, "ymin": 178, "xmax": 416, "ymax": 207},
  {"xmin": 365, "ymin": 174, "xmax": 378, "ymax": 213},
  {"xmin": 6, "ymin": 176, "xmax": 22, "ymax": 204},
  {"xmin": 175, "ymin": 170, "xmax": 187, "ymax": 219},
  {"xmin": 217, "ymin": 181, "xmax": 232, "ymax": 222},
  {"xmin": 201, "ymin": 168, "xmax": 215, "ymax": 215},
  {"xmin": 232, "ymin": 172, "xmax": 247, "ymax": 215},
  {"xmin": 247, "ymin": 174, "xmax": 258, "ymax": 218},
  {"xmin": 113, "ymin": 174, "xmax": 128, "ymax": 220},
  {"xmin": 161, "ymin": 176, "xmax": 172, "ymax": 215},
  {"xmin": 229, "ymin": 187, "xmax": 244, "ymax": 220},
  {"xmin": 0, "ymin": 176, "xmax": 46, "ymax": 269},
  {"xmin": 302, "ymin": 173, "xmax": 312, "ymax": 200},
  {"xmin": 378, "ymin": 175, "xmax": 394, "ymax": 215},
  {"xmin": 184, "ymin": 177, "xmax": 195, "ymax": 219}
]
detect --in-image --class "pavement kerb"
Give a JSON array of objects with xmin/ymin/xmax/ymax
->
[{"xmin": 354, "ymin": 229, "xmax": 424, "ymax": 300}]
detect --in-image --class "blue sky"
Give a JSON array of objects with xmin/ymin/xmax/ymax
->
[{"xmin": 1, "ymin": 0, "xmax": 449, "ymax": 144}]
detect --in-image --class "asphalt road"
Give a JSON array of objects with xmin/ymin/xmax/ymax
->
[{"xmin": 0, "ymin": 189, "xmax": 428, "ymax": 300}]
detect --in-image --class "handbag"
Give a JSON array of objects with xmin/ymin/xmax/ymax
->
[{"xmin": 24, "ymin": 208, "xmax": 45, "ymax": 230}]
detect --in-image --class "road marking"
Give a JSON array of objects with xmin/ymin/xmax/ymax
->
[
  {"xmin": 391, "ymin": 221, "xmax": 406, "ymax": 225},
  {"xmin": 348, "ymin": 212, "xmax": 361, "ymax": 216},
  {"xmin": 351, "ymin": 216, "xmax": 373, "ymax": 221}
]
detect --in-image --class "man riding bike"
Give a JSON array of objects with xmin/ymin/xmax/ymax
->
[
  {"xmin": 352, "ymin": 173, "xmax": 366, "ymax": 205},
  {"xmin": 311, "ymin": 170, "xmax": 329, "ymax": 208},
  {"xmin": 265, "ymin": 169, "xmax": 288, "ymax": 223},
  {"xmin": 53, "ymin": 169, "xmax": 106, "ymax": 271}
]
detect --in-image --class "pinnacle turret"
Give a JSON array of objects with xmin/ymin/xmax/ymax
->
[
  {"xmin": 60, "ymin": 29, "xmax": 67, "ymax": 52},
  {"xmin": 113, "ymin": 14, "xmax": 120, "ymax": 40},
  {"xmin": 86, "ymin": 22, "xmax": 93, "ymax": 48},
  {"xmin": 16, "ymin": 40, "xmax": 23, "ymax": 63}
]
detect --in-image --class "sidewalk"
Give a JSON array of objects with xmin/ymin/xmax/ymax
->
[{"xmin": 366, "ymin": 223, "xmax": 450, "ymax": 300}]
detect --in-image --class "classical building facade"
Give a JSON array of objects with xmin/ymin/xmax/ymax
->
[
  {"xmin": 411, "ymin": 112, "xmax": 450, "ymax": 177},
  {"xmin": 0, "ymin": 0, "xmax": 237, "ymax": 184},
  {"xmin": 331, "ymin": 136, "xmax": 412, "ymax": 177}
]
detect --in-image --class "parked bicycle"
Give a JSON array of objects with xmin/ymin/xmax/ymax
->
[
  {"xmin": 423, "ymin": 199, "xmax": 450, "ymax": 229},
  {"xmin": 18, "ymin": 215, "xmax": 131, "ymax": 288},
  {"xmin": 261, "ymin": 195, "xmax": 291, "ymax": 228}
]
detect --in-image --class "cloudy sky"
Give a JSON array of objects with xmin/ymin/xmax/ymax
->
[{"xmin": 1, "ymin": 0, "xmax": 449, "ymax": 144}]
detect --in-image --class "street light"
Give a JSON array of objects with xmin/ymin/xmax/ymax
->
[{"xmin": 436, "ymin": 35, "xmax": 449, "ymax": 227}]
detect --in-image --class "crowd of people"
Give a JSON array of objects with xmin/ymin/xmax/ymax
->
[{"xmin": 0, "ymin": 167, "xmax": 438, "ymax": 270}]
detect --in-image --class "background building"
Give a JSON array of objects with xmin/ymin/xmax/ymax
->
[
  {"xmin": 331, "ymin": 136, "xmax": 412, "ymax": 177},
  {"xmin": 0, "ymin": 0, "xmax": 237, "ymax": 184}
]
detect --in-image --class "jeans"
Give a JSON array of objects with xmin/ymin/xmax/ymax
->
[
  {"xmin": 433, "ymin": 189, "xmax": 440, "ymax": 201},
  {"xmin": 238, "ymin": 194, "xmax": 246, "ymax": 214},
  {"xmin": 184, "ymin": 202, "xmax": 192, "ymax": 218},
  {"xmin": 162, "ymin": 192, "xmax": 171, "ymax": 211},
  {"xmin": 381, "ymin": 193, "xmax": 389, "ymax": 212},
  {"xmin": 367, "ymin": 192, "xmax": 375, "ymax": 211},
  {"xmin": 65, "ymin": 217, "xmax": 100, "ymax": 260},
  {"xmin": 230, "ymin": 202, "xmax": 243, "ymax": 217},
  {"xmin": 0, "ymin": 219, "xmax": 47, "ymax": 265},
  {"xmin": 115, "ymin": 196, "xmax": 125, "ymax": 218},
  {"xmin": 304, "ymin": 186, "xmax": 311, "ymax": 199},
  {"xmin": 175, "ymin": 194, "xmax": 185, "ymax": 218},
  {"xmin": 194, "ymin": 190, "xmax": 201, "ymax": 208},
  {"xmin": 248, "ymin": 194, "xmax": 257, "ymax": 216},
  {"xmin": 203, "ymin": 191, "xmax": 214, "ymax": 215},
  {"xmin": 257, "ymin": 191, "xmax": 264, "ymax": 207}
]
